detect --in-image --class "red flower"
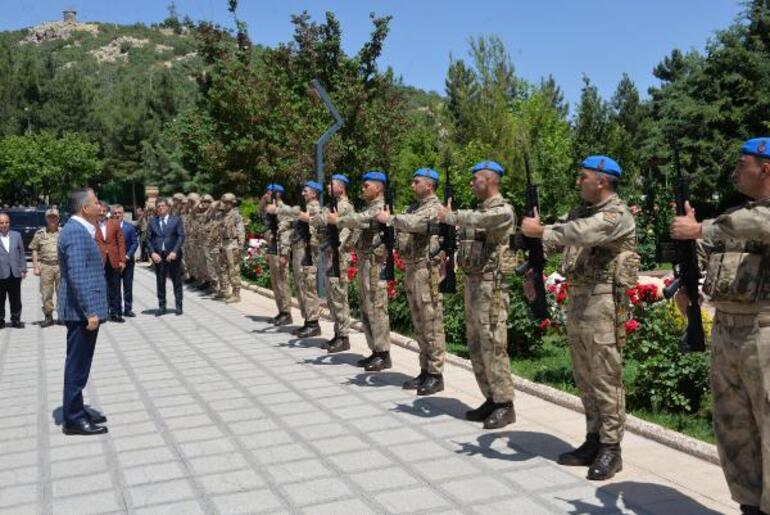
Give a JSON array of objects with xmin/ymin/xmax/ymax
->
[
  {"xmin": 347, "ymin": 266, "xmax": 358, "ymax": 281},
  {"xmin": 349, "ymin": 251, "xmax": 358, "ymax": 265},
  {"xmin": 254, "ymin": 265, "xmax": 262, "ymax": 276},
  {"xmin": 627, "ymin": 286, "xmax": 641, "ymax": 305},
  {"xmin": 538, "ymin": 318, "xmax": 552, "ymax": 330},
  {"xmin": 393, "ymin": 250, "xmax": 405, "ymax": 272},
  {"xmin": 555, "ymin": 282, "xmax": 569, "ymax": 305},
  {"xmin": 625, "ymin": 319, "xmax": 641, "ymax": 335},
  {"xmin": 546, "ymin": 284, "xmax": 557, "ymax": 294},
  {"xmin": 663, "ymin": 276, "xmax": 674, "ymax": 287},
  {"xmin": 387, "ymin": 279, "xmax": 398, "ymax": 299},
  {"xmin": 639, "ymin": 284, "xmax": 658, "ymax": 303}
]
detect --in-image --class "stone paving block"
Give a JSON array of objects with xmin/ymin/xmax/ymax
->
[
  {"xmin": 128, "ymin": 479, "xmax": 195, "ymax": 508},
  {"xmin": 349, "ymin": 466, "xmax": 421, "ymax": 492},
  {"xmin": 251, "ymin": 442, "xmax": 314, "ymax": 465},
  {"xmin": 266, "ymin": 458, "xmax": 333, "ymax": 484},
  {"xmin": 328, "ymin": 449, "xmax": 393, "ymax": 473},
  {"xmin": 411, "ymin": 456, "xmax": 482, "ymax": 482},
  {"xmin": 197, "ymin": 468, "xmax": 265, "ymax": 495},
  {"xmin": 309, "ymin": 435, "xmax": 369, "ymax": 456},
  {"xmin": 124, "ymin": 461, "xmax": 187, "ymax": 486},
  {"xmin": 0, "ymin": 503, "xmax": 36, "ymax": 515},
  {"xmin": 256, "ymin": 391, "xmax": 303, "ymax": 405},
  {"xmin": 226, "ymin": 418, "xmax": 279, "ymax": 436},
  {"xmin": 269, "ymin": 401, "xmax": 319, "ymax": 416},
  {"xmin": 281, "ymin": 477, "xmax": 352, "ymax": 506},
  {"xmin": 134, "ymin": 500, "xmax": 205, "ymax": 515},
  {"xmin": 389, "ymin": 440, "xmax": 449, "ymax": 463},
  {"xmin": 51, "ymin": 490, "xmax": 121, "ymax": 514},
  {"xmin": 112, "ymin": 432, "xmax": 167, "ymax": 452},
  {"xmin": 374, "ymin": 486, "xmax": 451, "ymax": 513},
  {"xmin": 474, "ymin": 497, "xmax": 558, "ymax": 515},
  {"xmin": 179, "ymin": 437, "xmax": 236, "ymax": 458},
  {"xmin": 172, "ymin": 426, "xmax": 225, "ymax": 443},
  {"xmin": 348, "ymin": 414, "xmax": 403, "ymax": 433},
  {"xmin": 187, "ymin": 452, "xmax": 250, "ymax": 475},
  {"xmin": 280, "ymin": 411, "xmax": 332, "ymax": 428},
  {"xmin": 440, "ymin": 476, "xmax": 513, "ymax": 504},
  {"xmin": 0, "ymin": 484, "xmax": 38, "ymax": 508},
  {"xmin": 51, "ymin": 455, "xmax": 108, "ymax": 479},
  {"xmin": 292, "ymin": 422, "xmax": 349, "ymax": 441},
  {"xmin": 504, "ymin": 465, "xmax": 584, "ymax": 491},
  {"xmin": 118, "ymin": 446, "xmax": 176, "ymax": 468},
  {"xmin": 51, "ymin": 471, "xmax": 114, "ymax": 498},
  {"xmin": 211, "ymin": 489, "xmax": 285, "ymax": 514},
  {"xmin": 301, "ymin": 499, "xmax": 376, "ymax": 515},
  {"xmin": 0, "ymin": 465, "xmax": 38, "ymax": 487},
  {"xmin": 238, "ymin": 430, "xmax": 294, "ymax": 450},
  {"xmin": 367, "ymin": 426, "xmax": 425, "ymax": 446},
  {"xmin": 540, "ymin": 484, "xmax": 624, "ymax": 514},
  {"xmin": 163, "ymin": 414, "xmax": 212, "ymax": 430}
]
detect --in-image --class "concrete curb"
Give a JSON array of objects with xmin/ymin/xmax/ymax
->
[{"xmin": 241, "ymin": 279, "xmax": 720, "ymax": 465}]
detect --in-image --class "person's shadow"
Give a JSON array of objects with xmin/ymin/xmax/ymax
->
[
  {"xmin": 52, "ymin": 405, "xmax": 106, "ymax": 426},
  {"xmin": 345, "ymin": 371, "xmax": 412, "ymax": 388},
  {"xmin": 278, "ymin": 337, "xmax": 326, "ymax": 349},
  {"xmin": 245, "ymin": 314, "xmax": 275, "ymax": 325},
  {"xmin": 303, "ymin": 353, "xmax": 360, "ymax": 367},
  {"xmin": 453, "ymin": 430, "xmax": 573, "ymax": 463},
  {"xmin": 391, "ymin": 396, "xmax": 473, "ymax": 421}
]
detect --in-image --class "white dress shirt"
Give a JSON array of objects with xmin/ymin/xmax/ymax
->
[
  {"xmin": 72, "ymin": 215, "xmax": 97, "ymax": 239},
  {"xmin": 0, "ymin": 232, "xmax": 9, "ymax": 253}
]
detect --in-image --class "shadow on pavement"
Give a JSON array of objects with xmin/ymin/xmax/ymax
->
[
  {"xmin": 245, "ymin": 314, "xmax": 275, "ymax": 324},
  {"xmin": 559, "ymin": 481, "xmax": 726, "ymax": 515},
  {"xmin": 453, "ymin": 430, "xmax": 572, "ymax": 463},
  {"xmin": 303, "ymin": 353, "xmax": 361, "ymax": 367},
  {"xmin": 345, "ymin": 371, "xmax": 412, "ymax": 388},
  {"xmin": 391, "ymin": 396, "xmax": 474, "ymax": 420},
  {"xmin": 279, "ymin": 337, "xmax": 327, "ymax": 349}
]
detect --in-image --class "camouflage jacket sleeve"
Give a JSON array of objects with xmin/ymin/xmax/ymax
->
[
  {"xmin": 443, "ymin": 205, "xmax": 512, "ymax": 232},
  {"xmin": 28, "ymin": 231, "xmax": 41, "ymax": 252},
  {"xmin": 235, "ymin": 212, "xmax": 246, "ymax": 247},
  {"xmin": 277, "ymin": 212, "xmax": 294, "ymax": 257},
  {"xmin": 391, "ymin": 204, "xmax": 438, "ymax": 234},
  {"xmin": 701, "ymin": 201, "xmax": 770, "ymax": 245},
  {"xmin": 276, "ymin": 204, "xmax": 301, "ymax": 220},
  {"xmin": 337, "ymin": 204, "xmax": 378, "ymax": 230},
  {"xmin": 542, "ymin": 209, "xmax": 629, "ymax": 249}
]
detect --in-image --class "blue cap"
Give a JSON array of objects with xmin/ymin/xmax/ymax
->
[
  {"xmin": 266, "ymin": 183, "xmax": 284, "ymax": 193},
  {"xmin": 304, "ymin": 180, "xmax": 323, "ymax": 193},
  {"xmin": 741, "ymin": 138, "xmax": 770, "ymax": 159},
  {"xmin": 413, "ymin": 168, "xmax": 440, "ymax": 182},
  {"xmin": 470, "ymin": 160, "xmax": 505, "ymax": 176},
  {"xmin": 581, "ymin": 155, "xmax": 622, "ymax": 177},
  {"xmin": 331, "ymin": 174, "xmax": 349, "ymax": 185},
  {"xmin": 362, "ymin": 170, "xmax": 387, "ymax": 183}
]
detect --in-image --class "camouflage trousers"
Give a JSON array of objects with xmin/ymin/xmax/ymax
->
[
  {"xmin": 39, "ymin": 263, "xmax": 60, "ymax": 316},
  {"xmin": 464, "ymin": 272, "xmax": 513, "ymax": 403},
  {"xmin": 324, "ymin": 249, "xmax": 350, "ymax": 337},
  {"xmin": 566, "ymin": 290, "xmax": 625, "ymax": 445},
  {"xmin": 358, "ymin": 255, "xmax": 390, "ymax": 352},
  {"xmin": 404, "ymin": 262, "xmax": 446, "ymax": 375},
  {"xmin": 221, "ymin": 241, "xmax": 241, "ymax": 296},
  {"xmin": 711, "ymin": 310, "xmax": 770, "ymax": 512},
  {"xmin": 205, "ymin": 247, "xmax": 221, "ymax": 291},
  {"xmin": 267, "ymin": 253, "xmax": 292, "ymax": 314},
  {"xmin": 291, "ymin": 244, "xmax": 319, "ymax": 322}
]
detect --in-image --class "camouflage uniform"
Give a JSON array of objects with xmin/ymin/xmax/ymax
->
[
  {"xmin": 445, "ymin": 193, "xmax": 515, "ymax": 405},
  {"xmin": 220, "ymin": 194, "xmax": 246, "ymax": 302},
  {"xmin": 277, "ymin": 200, "xmax": 321, "ymax": 323},
  {"xmin": 183, "ymin": 193, "xmax": 200, "ymax": 281},
  {"xmin": 311, "ymin": 196, "xmax": 354, "ymax": 340},
  {"xmin": 263, "ymin": 199, "xmax": 294, "ymax": 317},
  {"xmin": 542, "ymin": 193, "xmax": 637, "ymax": 446},
  {"xmin": 392, "ymin": 193, "xmax": 447, "ymax": 377},
  {"xmin": 205, "ymin": 202, "xmax": 224, "ymax": 296},
  {"xmin": 338, "ymin": 196, "xmax": 391, "ymax": 353},
  {"xmin": 699, "ymin": 196, "xmax": 770, "ymax": 512},
  {"xmin": 29, "ymin": 224, "xmax": 60, "ymax": 321}
]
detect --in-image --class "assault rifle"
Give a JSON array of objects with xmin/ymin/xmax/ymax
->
[
  {"xmin": 267, "ymin": 175, "xmax": 279, "ymax": 256},
  {"xmin": 430, "ymin": 167, "xmax": 457, "ymax": 293},
  {"xmin": 658, "ymin": 145, "xmax": 706, "ymax": 353},
  {"xmin": 326, "ymin": 183, "xmax": 341, "ymax": 277},
  {"xmin": 513, "ymin": 153, "xmax": 549, "ymax": 321},
  {"xmin": 298, "ymin": 195, "xmax": 313, "ymax": 267},
  {"xmin": 380, "ymin": 177, "xmax": 395, "ymax": 281}
]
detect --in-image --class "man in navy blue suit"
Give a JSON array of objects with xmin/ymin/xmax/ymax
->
[
  {"xmin": 58, "ymin": 187, "xmax": 109, "ymax": 435},
  {"xmin": 147, "ymin": 198, "xmax": 185, "ymax": 315},
  {"xmin": 111, "ymin": 204, "xmax": 138, "ymax": 318}
]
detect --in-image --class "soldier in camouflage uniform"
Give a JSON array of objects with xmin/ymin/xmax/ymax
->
[
  {"xmin": 193, "ymin": 195, "xmax": 213, "ymax": 289},
  {"xmin": 172, "ymin": 193, "xmax": 185, "ymax": 216},
  {"xmin": 329, "ymin": 171, "xmax": 392, "ymax": 372},
  {"xmin": 29, "ymin": 208, "xmax": 61, "ymax": 327},
  {"xmin": 671, "ymin": 138, "xmax": 770, "ymax": 515},
  {"xmin": 376, "ymin": 168, "xmax": 446, "ymax": 395},
  {"xmin": 438, "ymin": 161, "xmax": 516, "ymax": 429},
  {"xmin": 260, "ymin": 184, "xmax": 293, "ymax": 326},
  {"xmin": 268, "ymin": 181, "xmax": 322, "ymax": 338},
  {"xmin": 183, "ymin": 193, "xmax": 200, "ymax": 283},
  {"xmin": 521, "ymin": 155, "xmax": 637, "ymax": 480},
  {"xmin": 311, "ymin": 174, "xmax": 354, "ymax": 353},
  {"xmin": 214, "ymin": 200, "xmax": 231, "ymax": 299},
  {"xmin": 220, "ymin": 193, "xmax": 246, "ymax": 303},
  {"xmin": 205, "ymin": 201, "xmax": 225, "ymax": 297}
]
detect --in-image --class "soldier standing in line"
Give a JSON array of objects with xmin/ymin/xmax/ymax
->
[
  {"xmin": 521, "ymin": 155, "xmax": 637, "ymax": 480},
  {"xmin": 437, "ymin": 160, "xmax": 516, "ymax": 429},
  {"xmin": 205, "ymin": 200, "xmax": 224, "ymax": 298},
  {"xmin": 220, "ymin": 193, "xmax": 246, "ymax": 303},
  {"xmin": 183, "ymin": 193, "xmax": 200, "ymax": 283},
  {"xmin": 171, "ymin": 193, "xmax": 186, "ymax": 216},
  {"xmin": 328, "ymin": 171, "xmax": 391, "ymax": 372},
  {"xmin": 671, "ymin": 138, "xmax": 770, "ymax": 515},
  {"xmin": 192, "ymin": 195, "xmax": 210, "ymax": 290},
  {"xmin": 375, "ymin": 168, "xmax": 446, "ymax": 395},
  {"xmin": 267, "ymin": 181, "xmax": 322, "ymax": 338},
  {"xmin": 29, "ymin": 208, "xmax": 61, "ymax": 327},
  {"xmin": 260, "ymin": 184, "xmax": 294, "ymax": 326},
  {"xmin": 214, "ymin": 200, "xmax": 231, "ymax": 299},
  {"xmin": 311, "ymin": 174, "xmax": 354, "ymax": 353}
]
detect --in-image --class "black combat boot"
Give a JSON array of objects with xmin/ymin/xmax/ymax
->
[
  {"xmin": 402, "ymin": 370, "xmax": 427, "ymax": 390},
  {"xmin": 558, "ymin": 433, "xmax": 600, "ymax": 466},
  {"xmin": 587, "ymin": 444, "xmax": 622, "ymax": 480},
  {"xmin": 274, "ymin": 312, "xmax": 293, "ymax": 326},
  {"xmin": 40, "ymin": 315, "xmax": 55, "ymax": 328},
  {"xmin": 296, "ymin": 320, "xmax": 321, "ymax": 338},
  {"xmin": 739, "ymin": 505, "xmax": 767, "ymax": 515},
  {"xmin": 483, "ymin": 401, "xmax": 516, "ymax": 429},
  {"xmin": 465, "ymin": 399, "xmax": 495, "ymax": 422},
  {"xmin": 356, "ymin": 352, "xmax": 376, "ymax": 367},
  {"xmin": 327, "ymin": 336, "xmax": 350, "ymax": 354},
  {"xmin": 291, "ymin": 321, "xmax": 309, "ymax": 336},
  {"xmin": 364, "ymin": 352, "xmax": 392, "ymax": 372},
  {"xmin": 417, "ymin": 374, "xmax": 444, "ymax": 396},
  {"xmin": 323, "ymin": 334, "xmax": 337, "ymax": 349}
]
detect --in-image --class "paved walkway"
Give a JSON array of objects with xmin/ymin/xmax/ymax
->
[{"xmin": 0, "ymin": 266, "xmax": 736, "ymax": 514}]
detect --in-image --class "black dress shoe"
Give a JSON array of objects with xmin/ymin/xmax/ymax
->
[
  {"xmin": 175, "ymin": 308, "xmax": 183, "ymax": 316},
  {"xmin": 10, "ymin": 321, "xmax": 24, "ymax": 329},
  {"xmin": 123, "ymin": 311, "xmax": 136, "ymax": 318},
  {"xmin": 109, "ymin": 315, "xmax": 125, "ymax": 323},
  {"xmin": 417, "ymin": 374, "xmax": 444, "ymax": 396},
  {"xmin": 483, "ymin": 402, "xmax": 516, "ymax": 429},
  {"xmin": 327, "ymin": 336, "xmax": 350, "ymax": 354},
  {"xmin": 403, "ymin": 370, "xmax": 428, "ymax": 390},
  {"xmin": 0, "ymin": 320, "xmax": 5, "ymax": 329},
  {"xmin": 86, "ymin": 411, "xmax": 108, "ymax": 424},
  {"xmin": 364, "ymin": 352, "xmax": 392, "ymax": 372},
  {"xmin": 156, "ymin": 307, "xmax": 167, "ymax": 316},
  {"xmin": 62, "ymin": 418, "xmax": 108, "ymax": 435}
]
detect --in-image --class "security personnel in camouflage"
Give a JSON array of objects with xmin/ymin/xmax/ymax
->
[
  {"xmin": 206, "ymin": 201, "xmax": 225, "ymax": 297},
  {"xmin": 220, "ymin": 193, "xmax": 246, "ymax": 303},
  {"xmin": 268, "ymin": 181, "xmax": 322, "ymax": 338},
  {"xmin": 29, "ymin": 208, "xmax": 61, "ymax": 327},
  {"xmin": 329, "ymin": 171, "xmax": 392, "ymax": 372},
  {"xmin": 172, "ymin": 193, "xmax": 186, "ymax": 216},
  {"xmin": 260, "ymin": 184, "xmax": 294, "ymax": 326},
  {"xmin": 183, "ymin": 193, "xmax": 200, "ymax": 283},
  {"xmin": 522, "ymin": 155, "xmax": 637, "ymax": 480},
  {"xmin": 376, "ymin": 168, "xmax": 446, "ymax": 395},
  {"xmin": 438, "ymin": 160, "xmax": 516, "ymax": 429},
  {"xmin": 671, "ymin": 138, "xmax": 770, "ymax": 515},
  {"xmin": 193, "ymin": 195, "xmax": 213, "ymax": 288},
  {"xmin": 311, "ymin": 174, "xmax": 354, "ymax": 353}
]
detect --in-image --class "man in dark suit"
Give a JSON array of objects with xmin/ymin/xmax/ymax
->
[
  {"xmin": 58, "ymin": 188, "xmax": 109, "ymax": 435},
  {"xmin": 147, "ymin": 198, "xmax": 185, "ymax": 315},
  {"xmin": 95, "ymin": 202, "xmax": 126, "ymax": 323},
  {"xmin": 0, "ymin": 212, "xmax": 27, "ymax": 328},
  {"xmin": 111, "ymin": 204, "xmax": 138, "ymax": 318}
]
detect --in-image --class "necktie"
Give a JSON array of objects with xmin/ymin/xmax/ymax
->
[{"xmin": 161, "ymin": 219, "xmax": 166, "ymax": 233}]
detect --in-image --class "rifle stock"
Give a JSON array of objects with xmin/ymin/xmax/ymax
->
[
  {"xmin": 517, "ymin": 153, "xmax": 549, "ymax": 321},
  {"xmin": 326, "ymin": 184, "xmax": 341, "ymax": 277},
  {"xmin": 267, "ymin": 176, "xmax": 279, "ymax": 256},
  {"xmin": 380, "ymin": 178, "xmax": 395, "ymax": 281},
  {"xmin": 434, "ymin": 167, "xmax": 457, "ymax": 293}
]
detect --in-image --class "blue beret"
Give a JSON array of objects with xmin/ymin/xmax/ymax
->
[
  {"xmin": 741, "ymin": 137, "xmax": 770, "ymax": 159},
  {"xmin": 266, "ymin": 183, "xmax": 284, "ymax": 193},
  {"xmin": 331, "ymin": 174, "xmax": 349, "ymax": 185},
  {"xmin": 581, "ymin": 155, "xmax": 622, "ymax": 177},
  {"xmin": 304, "ymin": 180, "xmax": 323, "ymax": 192},
  {"xmin": 362, "ymin": 170, "xmax": 387, "ymax": 183},
  {"xmin": 470, "ymin": 160, "xmax": 505, "ymax": 176},
  {"xmin": 413, "ymin": 168, "xmax": 440, "ymax": 182}
]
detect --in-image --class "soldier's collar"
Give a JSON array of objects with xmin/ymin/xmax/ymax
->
[
  {"xmin": 481, "ymin": 193, "xmax": 503, "ymax": 206},
  {"xmin": 590, "ymin": 193, "xmax": 618, "ymax": 210}
]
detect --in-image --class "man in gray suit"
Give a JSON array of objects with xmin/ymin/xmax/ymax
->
[{"xmin": 0, "ymin": 213, "xmax": 27, "ymax": 328}]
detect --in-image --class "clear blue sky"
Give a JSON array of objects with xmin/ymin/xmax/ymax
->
[{"xmin": 0, "ymin": 0, "xmax": 745, "ymax": 109}]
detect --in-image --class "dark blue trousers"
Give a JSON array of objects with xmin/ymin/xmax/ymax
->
[
  {"xmin": 63, "ymin": 321, "xmax": 99, "ymax": 425},
  {"xmin": 155, "ymin": 252, "xmax": 183, "ymax": 310},
  {"xmin": 121, "ymin": 258, "xmax": 135, "ymax": 314},
  {"xmin": 105, "ymin": 262, "xmax": 121, "ymax": 316}
]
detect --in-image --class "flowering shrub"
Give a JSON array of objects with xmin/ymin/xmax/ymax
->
[{"xmin": 240, "ymin": 239, "xmax": 272, "ymax": 288}]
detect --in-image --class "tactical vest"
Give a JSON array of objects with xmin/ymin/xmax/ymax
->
[
  {"xmin": 456, "ymin": 196, "xmax": 514, "ymax": 274},
  {"xmin": 703, "ymin": 240, "xmax": 769, "ymax": 304},
  {"xmin": 395, "ymin": 197, "xmax": 440, "ymax": 263}
]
